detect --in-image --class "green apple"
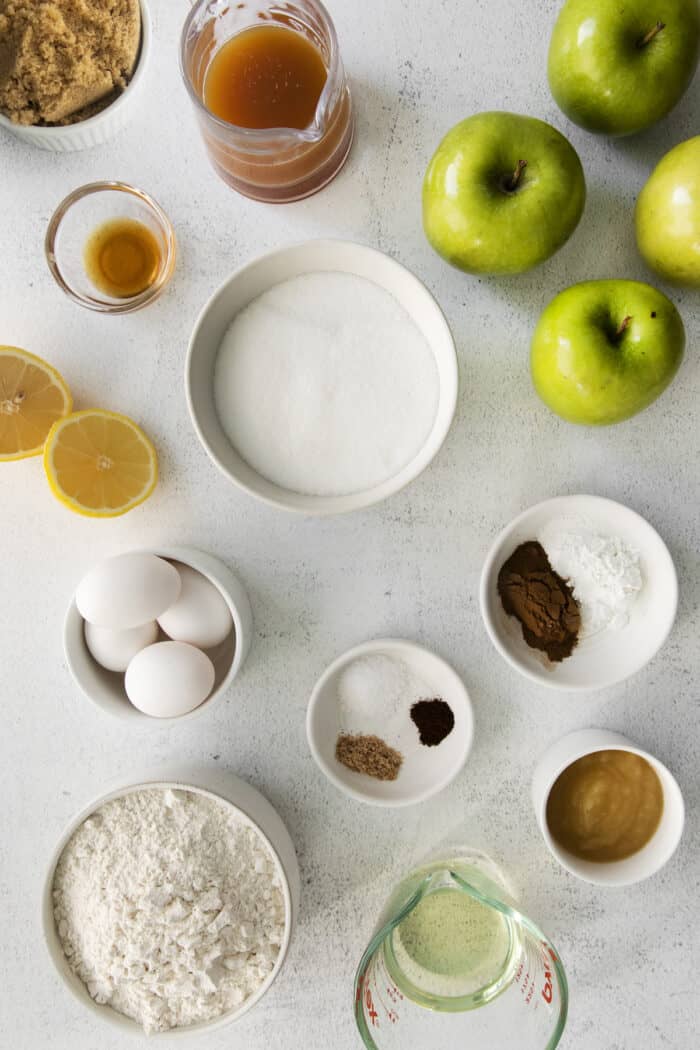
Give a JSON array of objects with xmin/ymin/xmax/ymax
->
[
  {"xmin": 635, "ymin": 137, "xmax": 700, "ymax": 287},
  {"xmin": 422, "ymin": 112, "xmax": 586, "ymax": 275},
  {"xmin": 531, "ymin": 280, "xmax": 685, "ymax": 424},
  {"xmin": 548, "ymin": 0, "xmax": 700, "ymax": 136}
]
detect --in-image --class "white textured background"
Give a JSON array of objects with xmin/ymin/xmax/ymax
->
[{"xmin": 1, "ymin": 1, "xmax": 698, "ymax": 1047}]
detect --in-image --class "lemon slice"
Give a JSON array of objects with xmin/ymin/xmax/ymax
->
[
  {"xmin": 44, "ymin": 409, "xmax": 158, "ymax": 517},
  {"xmin": 0, "ymin": 346, "xmax": 72, "ymax": 460}
]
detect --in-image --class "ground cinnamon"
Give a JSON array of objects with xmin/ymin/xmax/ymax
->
[{"xmin": 497, "ymin": 540, "xmax": 580, "ymax": 662}]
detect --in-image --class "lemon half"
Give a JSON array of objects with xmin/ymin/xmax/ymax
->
[
  {"xmin": 0, "ymin": 346, "xmax": 72, "ymax": 460},
  {"xmin": 44, "ymin": 409, "xmax": 158, "ymax": 517}
]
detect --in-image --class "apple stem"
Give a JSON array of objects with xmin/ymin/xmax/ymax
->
[
  {"xmin": 507, "ymin": 159, "xmax": 528, "ymax": 192},
  {"xmin": 615, "ymin": 316, "xmax": 633, "ymax": 339},
  {"xmin": 638, "ymin": 21, "xmax": 665, "ymax": 48}
]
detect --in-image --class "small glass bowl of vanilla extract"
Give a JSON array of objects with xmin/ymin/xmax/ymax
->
[{"xmin": 45, "ymin": 182, "xmax": 176, "ymax": 314}]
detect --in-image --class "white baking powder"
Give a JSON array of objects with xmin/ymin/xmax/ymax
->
[
  {"xmin": 53, "ymin": 788, "xmax": 286, "ymax": 1034},
  {"xmin": 539, "ymin": 523, "xmax": 643, "ymax": 637},
  {"xmin": 214, "ymin": 271, "xmax": 440, "ymax": 497}
]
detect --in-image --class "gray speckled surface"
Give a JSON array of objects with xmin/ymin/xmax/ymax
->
[{"xmin": 0, "ymin": 1, "xmax": 698, "ymax": 1047}]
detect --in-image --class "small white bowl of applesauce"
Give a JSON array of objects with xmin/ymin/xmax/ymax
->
[{"xmin": 532, "ymin": 728, "xmax": 685, "ymax": 886}]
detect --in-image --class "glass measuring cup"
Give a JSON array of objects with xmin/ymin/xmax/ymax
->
[
  {"xmin": 355, "ymin": 849, "xmax": 567, "ymax": 1050},
  {"xmin": 180, "ymin": 0, "xmax": 354, "ymax": 202}
]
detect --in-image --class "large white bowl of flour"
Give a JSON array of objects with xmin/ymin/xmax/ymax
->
[
  {"xmin": 186, "ymin": 240, "xmax": 458, "ymax": 514},
  {"xmin": 42, "ymin": 767, "xmax": 300, "ymax": 1036}
]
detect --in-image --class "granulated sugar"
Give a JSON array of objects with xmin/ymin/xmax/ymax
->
[
  {"xmin": 52, "ymin": 788, "xmax": 286, "ymax": 1033},
  {"xmin": 214, "ymin": 271, "xmax": 440, "ymax": 496}
]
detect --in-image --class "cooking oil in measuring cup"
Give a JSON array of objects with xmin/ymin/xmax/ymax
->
[
  {"xmin": 355, "ymin": 851, "xmax": 568, "ymax": 1050},
  {"xmin": 385, "ymin": 885, "xmax": 520, "ymax": 1007}
]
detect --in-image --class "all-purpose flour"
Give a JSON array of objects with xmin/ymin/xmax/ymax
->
[
  {"xmin": 214, "ymin": 271, "xmax": 440, "ymax": 497},
  {"xmin": 53, "ymin": 788, "xmax": 286, "ymax": 1033}
]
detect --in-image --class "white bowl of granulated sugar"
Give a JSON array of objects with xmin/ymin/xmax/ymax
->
[
  {"xmin": 42, "ymin": 767, "xmax": 300, "ymax": 1036},
  {"xmin": 186, "ymin": 240, "xmax": 459, "ymax": 515}
]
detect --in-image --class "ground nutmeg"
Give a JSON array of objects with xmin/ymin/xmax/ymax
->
[{"xmin": 335, "ymin": 733, "xmax": 403, "ymax": 781}]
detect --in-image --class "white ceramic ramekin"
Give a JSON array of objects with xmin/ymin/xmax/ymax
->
[
  {"xmin": 186, "ymin": 240, "xmax": 458, "ymax": 515},
  {"xmin": 306, "ymin": 638, "xmax": 474, "ymax": 807},
  {"xmin": 63, "ymin": 547, "xmax": 253, "ymax": 726},
  {"xmin": 0, "ymin": 0, "xmax": 151, "ymax": 152},
  {"xmin": 480, "ymin": 494, "xmax": 678, "ymax": 692},
  {"xmin": 532, "ymin": 728, "xmax": 684, "ymax": 886},
  {"xmin": 42, "ymin": 767, "xmax": 300, "ymax": 1035}
]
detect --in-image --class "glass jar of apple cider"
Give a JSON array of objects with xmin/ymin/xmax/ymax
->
[{"xmin": 180, "ymin": 0, "xmax": 354, "ymax": 203}]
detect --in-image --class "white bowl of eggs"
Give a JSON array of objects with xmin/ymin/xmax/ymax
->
[{"xmin": 64, "ymin": 547, "xmax": 253, "ymax": 725}]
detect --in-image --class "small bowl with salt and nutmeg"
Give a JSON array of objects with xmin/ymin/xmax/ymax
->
[
  {"xmin": 480, "ymin": 494, "xmax": 678, "ymax": 692},
  {"xmin": 306, "ymin": 638, "xmax": 473, "ymax": 807}
]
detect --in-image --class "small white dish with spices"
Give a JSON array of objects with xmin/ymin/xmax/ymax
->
[
  {"xmin": 306, "ymin": 638, "xmax": 473, "ymax": 807},
  {"xmin": 480, "ymin": 494, "xmax": 678, "ymax": 692}
]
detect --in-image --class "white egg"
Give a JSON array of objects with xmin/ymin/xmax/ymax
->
[
  {"xmin": 125, "ymin": 641, "xmax": 216, "ymax": 718},
  {"xmin": 158, "ymin": 564, "xmax": 234, "ymax": 649},
  {"xmin": 76, "ymin": 553, "xmax": 181, "ymax": 629},
  {"xmin": 85, "ymin": 620, "xmax": 159, "ymax": 672}
]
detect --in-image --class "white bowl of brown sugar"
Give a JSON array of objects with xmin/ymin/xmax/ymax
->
[
  {"xmin": 306, "ymin": 638, "xmax": 473, "ymax": 807},
  {"xmin": 0, "ymin": 0, "xmax": 151, "ymax": 152}
]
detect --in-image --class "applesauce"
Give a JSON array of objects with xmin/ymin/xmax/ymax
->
[{"xmin": 546, "ymin": 750, "xmax": 663, "ymax": 862}]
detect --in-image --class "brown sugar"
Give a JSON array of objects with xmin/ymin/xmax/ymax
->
[{"xmin": 0, "ymin": 0, "xmax": 141, "ymax": 126}]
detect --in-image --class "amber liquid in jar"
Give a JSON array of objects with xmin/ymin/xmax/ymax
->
[
  {"xmin": 84, "ymin": 218, "xmax": 161, "ymax": 299},
  {"xmin": 203, "ymin": 25, "xmax": 327, "ymax": 130}
]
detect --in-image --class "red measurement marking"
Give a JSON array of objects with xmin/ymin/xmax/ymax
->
[
  {"xmin": 386, "ymin": 984, "xmax": 404, "ymax": 1004},
  {"xmin": 541, "ymin": 964, "xmax": 553, "ymax": 1004},
  {"xmin": 364, "ymin": 982, "xmax": 379, "ymax": 1026}
]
